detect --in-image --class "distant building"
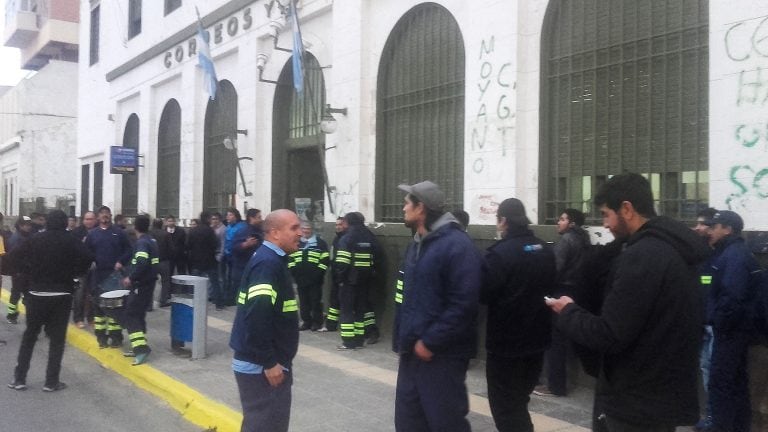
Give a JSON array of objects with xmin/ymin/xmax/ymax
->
[{"xmin": 1, "ymin": 0, "xmax": 79, "ymax": 218}]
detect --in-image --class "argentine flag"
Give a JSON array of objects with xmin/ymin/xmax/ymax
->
[
  {"xmin": 197, "ymin": 19, "xmax": 218, "ymax": 100},
  {"xmin": 290, "ymin": 1, "xmax": 304, "ymax": 95}
]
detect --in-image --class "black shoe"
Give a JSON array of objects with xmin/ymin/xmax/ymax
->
[
  {"xmin": 109, "ymin": 339, "xmax": 123, "ymax": 348},
  {"xmin": 299, "ymin": 323, "xmax": 312, "ymax": 331},
  {"xmin": 336, "ymin": 344, "xmax": 360, "ymax": 351},
  {"xmin": 8, "ymin": 381, "xmax": 27, "ymax": 390},
  {"xmin": 6, "ymin": 315, "xmax": 18, "ymax": 325},
  {"xmin": 98, "ymin": 340, "xmax": 109, "ymax": 349},
  {"xmin": 42, "ymin": 382, "xmax": 67, "ymax": 392},
  {"xmin": 159, "ymin": 302, "xmax": 171, "ymax": 308},
  {"xmin": 122, "ymin": 351, "xmax": 136, "ymax": 357}
]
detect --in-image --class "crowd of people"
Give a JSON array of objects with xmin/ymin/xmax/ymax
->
[{"xmin": 1, "ymin": 173, "xmax": 765, "ymax": 432}]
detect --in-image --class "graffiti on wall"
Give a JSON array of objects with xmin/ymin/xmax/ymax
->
[
  {"xmin": 723, "ymin": 17, "xmax": 768, "ymax": 212},
  {"xmin": 469, "ymin": 36, "xmax": 515, "ymax": 177}
]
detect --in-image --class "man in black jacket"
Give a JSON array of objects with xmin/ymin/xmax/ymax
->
[
  {"xmin": 482, "ymin": 198, "xmax": 556, "ymax": 432},
  {"xmin": 7, "ymin": 210, "xmax": 94, "ymax": 391},
  {"xmin": 185, "ymin": 211, "xmax": 219, "ymax": 279},
  {"xmin": 547, "ymin": 173, "xmax": 710, "ymax": 431}
]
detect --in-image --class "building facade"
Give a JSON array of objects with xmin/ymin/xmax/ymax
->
[{"xmin": 75, "ymin": 0, "xmax": 768, "ymax": 231}]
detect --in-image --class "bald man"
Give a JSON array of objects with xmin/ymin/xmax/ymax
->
[{"xmin": 229, "ymin": 209, "xmax": 302, "ymax": 432}]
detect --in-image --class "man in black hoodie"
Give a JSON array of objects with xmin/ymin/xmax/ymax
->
[
  {"xmin": 6, "ymin": 210, "xmax": 94, "ymax": 391},
  {"xmin": 547, "ymin": 173, "xmax": 709, "ymax": 432}
]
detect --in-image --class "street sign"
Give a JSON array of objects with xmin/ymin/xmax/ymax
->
[{"xmin": 110, "ymin": 146, "xmax": 138, "ymax": 174}]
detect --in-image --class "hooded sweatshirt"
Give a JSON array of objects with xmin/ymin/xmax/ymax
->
[{"xmin": 558, "ymin": 216, "xmax": 710, "ymax": 426}]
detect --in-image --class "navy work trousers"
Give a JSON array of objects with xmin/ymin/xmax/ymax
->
[
  {"xmin": 486, "ymin": 352, "xmax": 544, "ymax": 432},
  {"xmin": 709, "ymin": 330, "xmax": 752, "ymax": 432},
  {"xmin": 234, "ymin": 370, "xmax": 292, "ymax": 432},
  {"xmin": 395, "ymin": 353, "xmax": 470, "ymax": 432}
]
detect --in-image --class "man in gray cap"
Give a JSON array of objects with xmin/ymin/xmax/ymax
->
[
  {"xmin": 392, "ymin": 180, "xmax": 482, "ymax": 432},
  {"xmin": 704, "ymin": 210, "xmax": 760, "ymax": 432}
]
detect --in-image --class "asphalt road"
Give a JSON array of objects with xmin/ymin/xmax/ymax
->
[{"xmin": 0, "ymin": 318, "xmax": 202, "ymax": 432}]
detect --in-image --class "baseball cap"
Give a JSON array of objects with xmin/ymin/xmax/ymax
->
[
  {"xmin": 704, "ymin": 210, "xmax": 744, "ymax": 233},
  {"xmin": 21, "ymin": 216, "xmax": 31, "ymax": 222},
  {"xmin": 497, "ymin": 198, "xmax": 531, "ymax": 227},
  {"xmin": 398, "ymin": 181, "xmax": 445, "ymax": 211}
]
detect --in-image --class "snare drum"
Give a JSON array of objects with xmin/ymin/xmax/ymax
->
[{"xmin": 99, "ymin": 289, "xmax": 131, "ymax": 310}]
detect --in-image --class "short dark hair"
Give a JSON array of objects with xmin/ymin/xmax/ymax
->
[
  {"xmin": 134, "ymin": 214, "xmax": 150, "ymax": 233},
  {"xmin": 165, "ymin": 214, "xmax": 176, "ymax": 220},
  {"xmin": 226, "ymin": 207, "xmax": 242, "ymax": 221},
  {"xmin": 46, "ymin": 210, "xmax": 68, "ymax": 230},
  {"xmin": 344, "ymin": 212, "xmax": 365, "ymax": 226},
  {"xmin": 594, "ymin": 173, "xmax": 656, "ymax": 218},
  {"xmin": 562, "ymin": 208, "xmax": 585, "ymax": 227},
  {"xmin": 199, "ymin": 211, "xmax": 212, "ymax": 226},
  {"xmin": 696, "ymin": 207, "xmax": 717, "ymax": 220},
  {"xmin": 211, "ymin": 212, "xmax": 222, "ymax": 220},
  {"xmin": 246, "ymin": 208, "xmax": 262, "ymax": 220}
]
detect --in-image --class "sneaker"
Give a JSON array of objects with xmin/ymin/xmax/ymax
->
[
  {"xmin": 122, "ymin": 351, "xmax": 136, "ymax": 358},
  {"xmin": 533, "ymin": 385, "xmax": 562, "ymax": 397},
  {"xmin": 75, "ymin": 321, "xmax": 86, "ymax": 329},
  {"xmin": 132, "ymin": 352, "xmax": 149, "ymax": 366},
  {"xmin": 42, "ymin": 382, "xmax": 67, "ymax": 392},
  {"xmin": 8, "ymin": 381, "xmax": 27, "ymax": 390},
  {"xmin": 316, "ymin": 326, "xmax": 329, "ymax": 332},
  {"xmin": 6, "ymin": 316, "xmax": 18, "ymax": 325},
  {"xmin": 336, "ymin": 344, "xmax": 359, "ymax": 351}
]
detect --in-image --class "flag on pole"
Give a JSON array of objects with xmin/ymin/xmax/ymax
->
[
  {"xmin": 290, "ymin": 1, "xmax": 304, "ymax": 95},
  {"xmin": 196, "ymin": 7, "xmax": 218, "ymax": 100}
]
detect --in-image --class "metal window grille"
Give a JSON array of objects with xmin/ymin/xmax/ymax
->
[
  {"xmin": 121, "ymin": 114, "xmax": 140, "ymax": 216},
  {"xmin": 288, "ymin": 55, "xmax": 325, "ymax": 139},
  {"xmin": 376, "ymin": 4, "xmax": 465, "ymax": 222},
  {"xmin": 540, "ymin": 0, "xmax": 709, "ymax": 224},
  {"xmin": 157, "ymin": 99, "xmax": 181, "ymax": 218},
  {"xmin": 203, "ymin": 80, "xmax": 238, "ymax": 215}
]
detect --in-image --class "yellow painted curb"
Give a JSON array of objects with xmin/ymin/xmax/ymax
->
[{"xmin": 1, "ymin": 288, "xmax": 242, "ymax": 432}]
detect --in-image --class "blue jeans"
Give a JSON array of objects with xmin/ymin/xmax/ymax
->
[{"xmin": 700, "ymin": 325, "xmax": 714, "ymax": 390}]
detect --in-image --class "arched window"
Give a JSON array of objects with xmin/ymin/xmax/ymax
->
[
  {"xmin": 540, "ymin": 0, "xmax": 709, "ymax": 223},
  {"xmin": 376, "ymin": 3, "xmax": 465, "ymax": 222},
  {"xmin": 157, "ymin": 99, "xmax": 181, "ymax": 218},
  {"xmin": 203, "ymin": 80, "xmax": 238, "ymax": 214},
  {"xmin": 271, "ymin": 53, "xmax": 326, "ymax": 215},
  {"xmin": 122, "ymin": 113, "xmax": 139, "ymax": 216}
]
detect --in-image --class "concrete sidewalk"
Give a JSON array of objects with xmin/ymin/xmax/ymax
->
[{"xmin": 2, "ymin": 287, "xmax": 593, "ymax": 432}]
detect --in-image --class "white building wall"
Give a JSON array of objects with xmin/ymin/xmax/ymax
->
[
  {"xmin": 709, "ymin": 0, "xmax": 768, "ymax": 231},
  {"xmin": 75, "ymin": 0, "xmax": 768, "ymax": 230}
]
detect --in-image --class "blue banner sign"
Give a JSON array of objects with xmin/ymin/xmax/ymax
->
[{"xmin": 110, "ymin": 146, "xmax": 138, "ymax": 174}]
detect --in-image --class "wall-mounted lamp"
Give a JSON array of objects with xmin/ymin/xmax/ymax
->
[
  {"xmin": 320, "ymin": 104, "xmax": 348, "ymax": 134},
  {"xmin": 257, "ymin": 53, "xmax": 279, "ymax": 85}
]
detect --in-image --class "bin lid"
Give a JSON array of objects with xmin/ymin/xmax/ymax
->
[
  {"xmin": 100, "ymin": 289, "xmax": 131, "ymax": 299},
  {"xmin": 171, "ymin": 275, "xmax": 208, "ymax": 285}
]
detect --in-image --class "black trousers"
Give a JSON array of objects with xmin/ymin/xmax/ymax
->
[
  {"xmin": 544, "ymin": 318, "xmax": 568, "ymax": 395},
  {"xmin": 235, "ymin": 370, "xmax": 292, "ymax": 432},
  {"xmin": 325, "ymin": 281, "xmax": 340, "ymax": 330},
  {"xmin": 339, "ymin": 283, "xmax": 366, "ymax": 347},
  {"xmin": 604, "ymin": 416, "xmax": 675, "ymax": 432},
  {"xmin": 486, "ymin": 352, "xmax": 544, "ymax": 432},
  {"xmin": 297, "ymin": 282, "xmax": 323, "ymax": 328},
  {"xmin": 72, "ymin": 272, "xmax": 92, "ymax": 323},
  {"xmin": 395, "ymin": 354, "xmax": 471, "ymax": 432},
  {"xmin": 709, "ymin": 330, "xmax": 752, "ymax": 432},
  {"xmin": 14, "ymin": 294, "xmax": 72, "ymax": 386},
  {"xmin": 156, "ymin": 260, "xmax": 171, "ymax": 304}
]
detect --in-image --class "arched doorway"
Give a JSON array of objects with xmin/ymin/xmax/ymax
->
[
  {"xmin": 121, "ymin": 113, "xmax": 140, "ymax": 216},
  {"xmin": 157, "ymin": 99, "xmax": 181, "ymax": 218},
  {"xmin": 203, "ymin": 80, "xmax": 238, "ymax": 214},
  {"xmin": 375, "ymin": 3, "xmax": 466, "ymax": 222},
  {"xmin": 271, "ymin": 53, "xmax": 326, "ymax": 220}
]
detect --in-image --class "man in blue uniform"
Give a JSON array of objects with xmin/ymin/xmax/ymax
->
[
  {"xmin": 85, "ymin": 206, "xmax": 132, "ymax": 348},
  {"xmin": 392, "ymin": 181, "xmax": 483, "ymax": 432},
  {"xmin": 288, "ymin": 221, "xmax": 329, "ymax": 331},
  {"xmin": 230, "ymin": 209, "xmax": 302, "ymax": 432},
  {"xmin": 120, "ymin": 214, "xmax": 160, "ymax": 365}
]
